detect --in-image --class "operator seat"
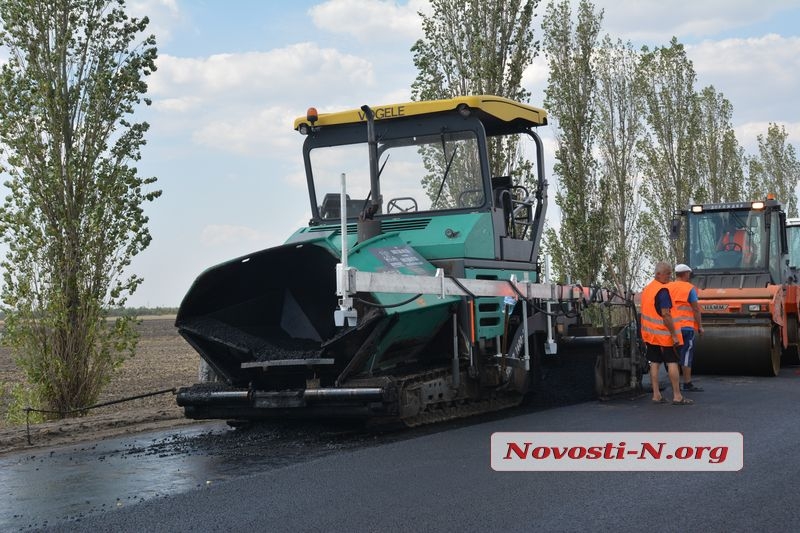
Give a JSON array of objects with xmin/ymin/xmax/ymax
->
[
  {"xmin": 492, "ymin": 176, "xmax": 514, "ymax": 238},
  {"xmin": 717, "ymin": 228, "xmax": 752, "ymax": 267},
  {"xmin": 319, "ymin": 193, "xmax": 352, "ymax": 219}
]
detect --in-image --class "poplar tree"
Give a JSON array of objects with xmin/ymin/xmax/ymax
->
[
  {"xmin": 541, "ymin": 0, "xmax": 606, "ymax": 285},
  {"xmin": 694, "ymin": 85, "xmax": 744, "ymax": 203},
  {"xmin": 0, "ymin": 0, "xmax": 160, "ymax": 416},
  {"xmin": 594, "ymin": 36, "xmax": 646, "ymax": 294},
  {"xmin": 636, "ymin": 37, "xmax": 699, "ymax": 264},
  {"xmin": 746, "ymin": 123, "xmax": 800, "ymax": 217},
  {"xmin": 411, "ymin": 0, "xmax": 539, "ymax": 188}
]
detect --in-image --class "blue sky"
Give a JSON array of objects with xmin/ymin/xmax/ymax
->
[{"xmin": 61, "ymin": 1, "xmax": 800, "ymax": 305}]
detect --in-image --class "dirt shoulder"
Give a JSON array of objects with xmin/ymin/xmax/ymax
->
[{"xmin": 0, "ymin": 316, "xmax": 203, "ymax": 456}]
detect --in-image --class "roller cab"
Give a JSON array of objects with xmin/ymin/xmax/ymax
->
[{"xmin": 679, "ymin": 198, "xmax": 790, "ymax": 375}]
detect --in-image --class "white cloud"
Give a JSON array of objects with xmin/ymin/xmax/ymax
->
[
  {"xmin": 128, "ymin": 0, "xmax": 182, "ymax": 43},
  {"xmin": 687, "ymin": 35, "xmax": 800, "ymax": 126},
  {"xmin": 594, "ymin": 0, "xmax": 799, "ymax": 41},
  {"xmin": 522, "ymin": 55, "xmax": 549, "ymax": 101},
  {"xmin": 200, "ymin": 224, "xmax": 267, "ymax": 247},
  {"xmin": 690, "ymin": 34, "xmax": 800, "ymax": 82},
  {"xmin": 153, "ymin": 96, "xmax": 203, "ymax": 112},
  {"xmin": 146, "ymin": 43, "xmax": 381, "ymax": 157},
  {"xmin": 150, "ymin": 43, "xmax": 374, "ymax": 99},
  {"xmin": 378, "ymin": 87, "xmax": 415, "ymax": 106},
  {"xmin": 735, "ymin": 121, "xmax": 800, "ymax": 153},
  {"xmin": 192, "ymin": 106, "xmax": 298, "ymax": 155},
  {"xmin": 285, "ymin": 167, "xmax": 310, "ymax": 189},
  {"xmin": 308, "ymin": 0, "xmax": 427, "ymax": 42},
  {"xmin": 782, "ymin": 122, "xmax": 800, "ymax": 141}
]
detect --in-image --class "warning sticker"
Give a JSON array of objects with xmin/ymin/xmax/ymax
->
[{"xmin": 370, "ymin": 245, "xmax": 428, "ymax": 275}]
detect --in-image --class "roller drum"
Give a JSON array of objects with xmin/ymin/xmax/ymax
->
[{"xmin": 693, "ymin": 321, "xmax": 779, "ymax": 376}]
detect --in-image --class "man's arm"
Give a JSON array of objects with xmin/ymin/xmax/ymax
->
[
  {"xmin": 690, "ymin": 301, "xmax": 704, "ymax": 336},
  {"xmin": 661, "ymin": 308, "xmax": 681, "ymax": 345},
  {"xmin": 688, "ymin": 287, "xmax": 704, "ymax": 336}
]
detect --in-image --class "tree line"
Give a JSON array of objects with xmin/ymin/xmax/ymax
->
[
  {"xmin": 414, "ymin": 0, "xmax": 800, "ymax": 296},
  {"xmin": 543, "ymin": 1, "xmax": 800, "ymax": 295}
]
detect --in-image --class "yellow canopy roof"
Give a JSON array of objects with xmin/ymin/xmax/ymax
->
[{"xmin": 293, "ymin": 95, "xmax": 547, "ymax": 132}]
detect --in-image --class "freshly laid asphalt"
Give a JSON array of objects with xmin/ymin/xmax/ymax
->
[{"xmin": 14, "ymin": 366, "xmax": 799, "ymax": 533}]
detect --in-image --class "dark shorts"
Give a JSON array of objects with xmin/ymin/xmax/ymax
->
[
  {"xmin": 678, "ymin": 328, "xmax": 695, "ymax": 367},
  {"xmin": 645, "ymin": 343, "xmax": 680, "ymax": 364}
]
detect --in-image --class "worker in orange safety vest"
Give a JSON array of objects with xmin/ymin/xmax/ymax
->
[
  {"xmin": 669, "ymin": 264, "xmax": 705, "ymax": 392},
  {"xmin": 640, "ymin": 261, "xmax": 692, "ymax": 405}
]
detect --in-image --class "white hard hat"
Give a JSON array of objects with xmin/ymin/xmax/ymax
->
[{"xmin": 675, "ymin": 263, "xmax": 692, "ymax": 273}]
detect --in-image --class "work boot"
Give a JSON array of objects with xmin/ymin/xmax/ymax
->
[{"xmin": 682, "ymin": 382, "xmax": 704, "ymax": 392}]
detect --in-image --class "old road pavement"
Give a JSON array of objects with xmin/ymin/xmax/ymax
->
[{"xmin": 6, "ymin": 367, "xmax": 800, "ymax": 532}]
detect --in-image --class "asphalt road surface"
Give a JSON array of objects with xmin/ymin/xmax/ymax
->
[{"xmin": 4, "ymin": 365, "xmax": 800, "ymax": 532}]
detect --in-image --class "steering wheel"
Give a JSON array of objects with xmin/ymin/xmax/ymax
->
[
  {"xmin": 722, "ymin": 242, "xmax": 742, "ymax": 252},
  {"xmin": 457, "ymin": 188, "xmax": 483, "ymax": 208},
  {"xmin": 386, "ymin": 197, "xmax": 418, "ymax": 213}
]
